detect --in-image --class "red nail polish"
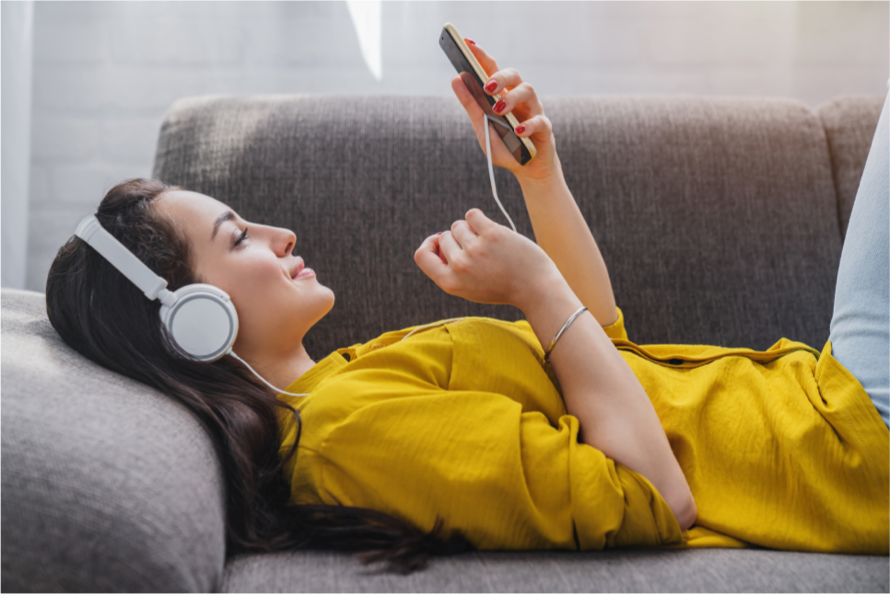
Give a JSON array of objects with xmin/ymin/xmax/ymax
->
[
  {"xmin": 465, "ymin": 39, "xmax": 476, "ymax": 46},
  {"xmin": 494, "ymin": 99, "xmax": 506, "ymax": 113},
  {"xmin": 515, "ymin": 125, "xmax": 526, "ymax": 134},
  {"xmin": 437, "ymin": 232, "xmax": 443, "ymax": 236},
  {"xmin": 485, "ymin": 80, "xmax": 497, "ymax": 93}
]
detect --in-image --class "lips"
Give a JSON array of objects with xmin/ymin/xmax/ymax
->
[{"xmin": 290, "ymin": 258, "xmax": 305, "ymax": 279}]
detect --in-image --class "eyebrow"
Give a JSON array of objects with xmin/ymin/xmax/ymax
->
[{"xmin": 211, "ymin": 210, "xmax": 236, "ymax": 242}]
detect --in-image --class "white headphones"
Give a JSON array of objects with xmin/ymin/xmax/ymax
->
[
  {"xmin": 76, "ymin": 214, "xmax": 238, "ymax": 362},
  {"xmin": 74, "ymin": 213, "xmax": 309, "ymax": 396}
]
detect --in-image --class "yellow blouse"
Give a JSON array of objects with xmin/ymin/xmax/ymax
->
[{"xmin": 277, "ymin": 307, "xmax": 889, "ymax": 554}]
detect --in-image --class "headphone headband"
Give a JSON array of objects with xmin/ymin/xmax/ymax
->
[
  {"xmin": 75, "ymin": 215, "xmax": 174, "ymax": 306},
  {"xmin": 74, "ymin": 213, "xmax": 238, "ymax": 362}
]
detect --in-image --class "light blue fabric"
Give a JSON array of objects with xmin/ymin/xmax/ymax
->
[{"xmin": 828, "ymin": 89, "xmax": 890, "ymax": 430}]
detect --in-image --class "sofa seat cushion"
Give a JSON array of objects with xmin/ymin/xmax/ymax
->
[{"xmin": 221, "ymin": 548, "xmax": 890, "ymax": 593}]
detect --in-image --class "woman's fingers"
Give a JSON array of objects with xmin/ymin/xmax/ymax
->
[
  {"xmin": 466, "ymin": 41, "xmax": 500, "ymax": 78},
  {"xmin": 414, "ymin": 234, "xmax": 448, "ymax": 275},
  {"xmin": 420, "ymin": 210, "xmax": 495, "ymax": 272},
  {"xmin": 455, "ymin": 40, "xmax": 559, "ymax": 181},
  {"xmin": 482, "ymin": 66, "xmax": 523, "ymax": 95},
  {"xmin": 451, "ymin": 75, "xmax": 516, "ymax": 163},
  {"xmin": 467, "ymin": 42, "xmax": 540, "ymax": 117},
  {"xmin": 464, "ymin": 208, "xmax": 495, "ymax": 235},
  {"xmin": 438, "ymin": 229, "xmax": 458, "ymax": 255},
  {"xmin": 415, "ymin": 208, "xmax": 548, "ymax": 306},
  {"xmin": 489, "ymin": 81, "xmax": 544, "ymax": 119},
  {"xmin": 483, "ymin": 69, "xmax": 540, "ymax": 123},
  {"xmin": 450, "ymin": 218, "xmax": 479, "ymax": 249},
  {"xmin": 513, "ymin": 113, "xmax": 553, "ymax": 139}
]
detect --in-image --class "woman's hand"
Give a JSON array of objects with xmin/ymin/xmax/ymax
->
[
  {"xmin": 451, "ymin": 40, "xmax": 561, "ymax": 184},
  {"xmin": 414, "ymin": 208, "xmax": 562, "ymax": 310}
]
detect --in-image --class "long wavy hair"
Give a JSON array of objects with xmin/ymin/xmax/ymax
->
[{"xmin": 45, "ymin": 178, "xmax": 471, "ymax": 574}]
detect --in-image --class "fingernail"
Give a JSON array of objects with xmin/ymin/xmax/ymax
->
[
  {"xmin": 437, "ymin": 232, "xmax": 443, "ymax": 236},
  {"xmin": 493, "ymin": 99, "xmax": 506, "ymax": 113},
  {"xmin": 465, "ymin": 39, "xmax": 476, "ymax": 46},
  {"xmin": 484, "ymin": 80, "xmax": 497, "ymax": 94},
  {"xmin": 515, "ymin": 124, "xmax": 526, "ymax": 134}
]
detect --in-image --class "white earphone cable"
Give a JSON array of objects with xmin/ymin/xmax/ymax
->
[
  {"xmin": 483, "ymin": 113, "xmax": 518, "ymax": 233},
  {"xmin": 229, "ymin": 350, "xmax": 310, "ymax": 397}
]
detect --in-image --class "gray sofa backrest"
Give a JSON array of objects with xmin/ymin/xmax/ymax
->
[
  {"xmin": 818, "ymin": 95, "xmax": 884, "ymax": 240},
  {"xmin": 152, "ymin": 95, "xmax": 877, "ymax": 356}
]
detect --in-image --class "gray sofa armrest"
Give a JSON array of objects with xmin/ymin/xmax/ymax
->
[{"xmin": 1, "ymin": 288, "xmax": 227, "ymax": 593}]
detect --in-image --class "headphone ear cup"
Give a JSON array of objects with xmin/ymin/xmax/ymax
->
[{"xmin": 159, "ymin": 284, "xmax": 239, "ymax": 362}]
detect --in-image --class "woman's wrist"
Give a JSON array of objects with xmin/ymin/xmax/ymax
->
[
  {"xmin": 513, "ymin": 152, "xmax": 565, "ymax": 191},
  {"xmin": 512, "ymin": 262, "xmax": 565, "ymax": 310},
  {"xmin": 516, "ymin": 275, "xmax": 584, "ymax": 354}
]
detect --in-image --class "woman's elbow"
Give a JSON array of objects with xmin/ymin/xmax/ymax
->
[{"xmin": 674, "ymin": 493, "xmax": 697, "ymax": 531}]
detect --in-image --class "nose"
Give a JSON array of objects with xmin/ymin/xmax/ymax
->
[
  {"xmin": 274, "ymin": 227, "xmax": 297, "ymax": 257},
  {"xmin": 257, "ymin": 224, "xmax": 297, "ymax": 257}
]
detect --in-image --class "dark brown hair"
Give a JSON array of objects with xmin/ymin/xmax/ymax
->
[{"xmin": 45, "ymin": 178, "xmax": 471, "ymax": 574}]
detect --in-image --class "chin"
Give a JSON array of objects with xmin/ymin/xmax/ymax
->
[
  {"xmin": 308, "ymin": 287, "xmax": 335, "ymax": 323},
  {"xmin": 321, "ymin": 289, "xmax": 335, "ymax": 316}
]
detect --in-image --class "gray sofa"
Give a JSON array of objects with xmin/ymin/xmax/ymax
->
[{"xmin": 3, "ymin": 93, "xmax": 887, "ymax": 592}]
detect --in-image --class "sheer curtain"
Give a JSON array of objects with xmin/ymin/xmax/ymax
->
[{"xmin": 1, "ymin": 1, "xmax": 35, "ymax": 289}]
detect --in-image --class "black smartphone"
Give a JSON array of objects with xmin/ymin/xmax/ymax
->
[{"xmin": 439, "ymin": 23, "xmax": 537, "ymax": 166}]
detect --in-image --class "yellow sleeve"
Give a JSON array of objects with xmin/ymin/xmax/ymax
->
[
  {"xmin": 315, "ymin": 390, "xmax": 682, "ymax": 550},
  {"xmin": 513, "ymin": 306, "xmax": 627, "ymax": 342},
  {"xmin": 601, "ymin": 306, "xmax": 628, "ymax": 341}
]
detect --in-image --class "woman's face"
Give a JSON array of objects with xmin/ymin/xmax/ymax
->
[{"xmin": 153, "ymin": 190, "xmax": 334, "ymax": 356}]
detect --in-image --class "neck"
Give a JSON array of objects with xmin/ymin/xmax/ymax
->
[{"xmin": 235, "ymin": 343, "xmax": 316, "ymax": 394}]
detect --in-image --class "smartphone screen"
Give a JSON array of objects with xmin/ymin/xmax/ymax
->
[{"xmin": 439, "ymin": 27, "xmax": 533, "ymax": 165}]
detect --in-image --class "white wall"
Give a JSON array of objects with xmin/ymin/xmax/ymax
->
[
  {"xmin": 23, "ymin": 0, "xmax": 890, "ymax": 292},
  {"xmin": 0, "ymin": 0, "xmax": 34, "ymax": 289}
]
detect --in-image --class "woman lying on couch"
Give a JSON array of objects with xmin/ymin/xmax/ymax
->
[{"xmin": 45, "ymin": 41, "xmax": 889, "ymax": 574}]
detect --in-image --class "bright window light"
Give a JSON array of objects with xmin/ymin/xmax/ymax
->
[{"xmin": 346, "ymin": 0, "xmax": 382, "ymax": 81}]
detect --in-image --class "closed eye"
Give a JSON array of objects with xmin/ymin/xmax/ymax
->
[{"xmin": 234, "ymin": 227, "xmax": 249, "ymax": 247}]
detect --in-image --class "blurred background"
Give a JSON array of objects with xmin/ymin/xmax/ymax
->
[{"xmin": 2, "ymin": 0, "xmax": 888, "ymax": 292}]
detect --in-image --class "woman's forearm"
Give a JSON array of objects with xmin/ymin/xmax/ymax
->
[
  {"xmin": 516, "ymin": 160, "xmax": 619, "ymax": 328},
  {"xmin": 517, "ymin": 277, "xmax": 697, "ymax": 530}
]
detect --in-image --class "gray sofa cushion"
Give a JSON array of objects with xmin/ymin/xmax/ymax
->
[
  {"xmin": 153, "ymin": 95, "xmax": 840, "ymax": 357},
  {"xmin": 221, "ymin": 548, "xmax": 890, "ymax": 593},
  {"xmin": 817, "ymin": 95, "xmax": 885, "ymax": 241},
  {"xmin": 1, "ymin": 288, "xmax": 227, "ymax": 592}
]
